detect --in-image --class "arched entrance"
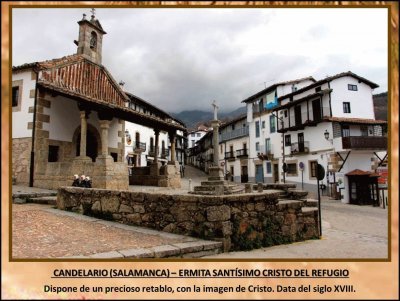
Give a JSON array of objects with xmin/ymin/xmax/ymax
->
[{"xmin": 73, "ymin": 124, "xmax": 101, "ymax": 162}]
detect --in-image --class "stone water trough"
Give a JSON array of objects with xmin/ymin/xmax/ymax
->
[{"xmin": 57, "ymin": 186, "xmax": 319, "ymax": 252}]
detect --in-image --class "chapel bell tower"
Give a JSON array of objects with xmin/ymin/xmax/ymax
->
[{"xmin": 74, "ymin": 9, "xmax": 107, "ymax": 65}]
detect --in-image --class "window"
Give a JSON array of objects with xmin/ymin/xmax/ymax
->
[
  {"xmin": 12, "ymin": 86, "xmax": 19, "ymax": 107},
  {"xmin": 255, "ymin": 142, "xmax": 260, "ymax": 152},
  {"xmin": 196, "ymin": 133, "xmax": 201, "ymax": 137},
  {"xmin": 343, "ymin": 102, "xmax": 351, "ymax": 113},
  {"xmin": 287, "ymin": 163, "xmax": 297, "ymax": 175},
  {"xmin": 348, "ymin": 84, "xmax": 358, "ymax": 91},
  {"xmin": 261, "ymin": 121, "xmax": 265, "ymax": 129},
  {"xmin": 191, "ymin": 133, "xmax": 195, "ymax": 137},
  {"xmin": 266, "ymin": 162, "xmax": 272, "ymax": 174},
  {"xmin": 220, "ymin": 144, "xmax": 223, "ymax": 153},
  {"xmin": 191, "ymin": 140, "xmax": 195, "ymax": 147},
  {"xmin": 269, "ymin": 115, "xmax": 276, "ymax": 133},
  {"xmin": 255, "ymin": 121, "xmax": 260, "ymax": 138},
  {"xmin": 265, "ymin": 138, "xmax": 271, "ymax": 153},
  {"xmin": 231, "ymin": 124, "xmax": 235, "ymax": 130},
  {"xmin": 309, "ymin": 160, "xmax": 318, "ymax": 178},
  {"xmin": 315, "ymin": 86, "xmax": 322, "ymax": 92},
  {"xmin": 48, "ymin": 145, "xmax": 59, "ymax": 162},
  {"xmin": 150, "ymin": 137, "xmax": 154, "ymax": 151},
  {"xmin": 284, "ymin": 110, "xmax": 288, "ymax": 118},
  {"xmin": 285, "ymin": 135, "xmax": 291, "ymax": 146},
  {"xmin": 291, "ymin": 85, "xmax": 297, "ymax": 92},
  {"xmin": 342, "ymin": 125, "xmax": 350, "ymax": 137}
]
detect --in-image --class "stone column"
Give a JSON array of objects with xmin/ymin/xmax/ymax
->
[
  {"xmin": 154, "ymin": 129, "xmax": 160, "ymax": 164},
  {"xmin": 79, "ymin": 111, "xmax": 88, "ymax": 157},
  {"xmin": 169, "ymin": 132, "xmax": 176, "ymax": 164},
  {"xmin": 212, "ymin": 120, "xmax": 220, "ymax": 166},
  {"xmin": 99, "ymin": 119, "xmax": 111, "ymax": 157}
]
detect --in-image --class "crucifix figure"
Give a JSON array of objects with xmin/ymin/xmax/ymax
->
[{"xmin": 212, "ymin": 100, "xmax": 219, "ymax": 121}]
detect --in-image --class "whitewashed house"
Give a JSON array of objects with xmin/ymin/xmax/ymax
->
[
  {"xmin": 219, "ymin": 115, "xmax": 250, "ymax": 183},
  {"xmin": 271, "ymin": 71, "xmax": 387, "ymax": 204},
  {"xmin": 124, "ymin": 92, "xmax": 187, "ymax": 169},
  {"xmin": 242, "ymin": 77, "xmax": 316, "ymax": 183}
]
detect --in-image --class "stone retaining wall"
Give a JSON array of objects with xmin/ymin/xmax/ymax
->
[{"xmin": 57, "ymin": 187, "xmax": 319, "ymax": 252}]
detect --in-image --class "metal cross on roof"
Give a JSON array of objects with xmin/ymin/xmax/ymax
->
[{"xmin": 90, "ymin": 8, "xmax": 96, "ymax": 16}]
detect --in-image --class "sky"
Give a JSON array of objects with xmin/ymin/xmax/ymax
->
[{"xmin": 12, "ymin": 7, "xmax": 388, "ymax": 113}]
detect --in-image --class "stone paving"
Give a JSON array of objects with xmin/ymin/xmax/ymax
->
[{"xmin": 12, "ymin": 203, "xmax": 221, "ymax": 259}]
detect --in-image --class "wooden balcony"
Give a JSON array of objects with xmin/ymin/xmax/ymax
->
[
  {"xmin": 342, "ymin": 136, "xmax": 387, "ymax": 150},
  {"xmin": 290, "ymin": 142, "xmax": 310, "ymax": 155}
]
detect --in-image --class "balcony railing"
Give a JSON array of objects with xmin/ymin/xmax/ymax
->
[
  {"xmin": 278, "ymin": 106, "xmax": 331, "ymax": 132},
  {"xmin": 236, "ymin": 149, "xmax": 248, "ymax": 157},
  {"xmin": 220, "ymin": 126, "xmax": 249, "ymax": 142},
  {"xmin": 342, "ymin": 136, "xmax": 387, "ymax": 150},
  {"xmin": 148, "ymin": 147, "xmax": 169, "ymax": 158},
  {"xmin": 132, "ymin": 141, "xmax": 146, "ymax": 152},
  {"xmin": 290, "ymin": 141, "xmax": 310, "ymax": 154},
  {"xmin": 225, "ymin": 151, "xmax": 236, "ymax": 160}
]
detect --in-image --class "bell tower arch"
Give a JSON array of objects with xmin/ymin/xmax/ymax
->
[{"xmin": 75, "ymin": 9, "xmax": 107, "ymax": 64}]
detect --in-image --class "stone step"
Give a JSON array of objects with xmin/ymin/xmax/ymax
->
[
  {"xmin": 301, "ymin": 206, "xmax": 318, "ymax": 213},
  {"xmin": 201, "ymin": 180, "xmax": 225, "ymax": 186},
  {"xmin": 193, "ymin": 186, "xmax": 216, "ymax": 192},
  {"xmin": 77, "ymin": 240, "xmax": 223, "ymax": 259},
  {"xmin": 12, "ymin": 191, "xmax": 57, "ymax": 204},
  {"xmin": 303, "ymin": 199, "xmax": 319, "ymax": 207},
  {"xmin": 28, "ymin": 196, "xmax": 57, "ymax": 205},
  {"xmin": 208, "ymin": 176, "xmax": 225, "ymax": 181},
  {"xmin": 286, "ymin": 189, "xmax": 308, "ymax": 200}
]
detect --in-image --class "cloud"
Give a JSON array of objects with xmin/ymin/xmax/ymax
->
[{"xmin": 11, "ymin": 8, "xmax": 388, "ymax": 114}]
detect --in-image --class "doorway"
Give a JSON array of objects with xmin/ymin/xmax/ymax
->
[
  {"xmin": 241, "ymin": 165, "xmax": 248, "ymax": 183},
  {"xmin": 273, "ymin": 163, "xmax": 279, "ymax": 183},
  {"xmin": 255, "ymin": 164, "xmax": 264, "ymax": 183}
]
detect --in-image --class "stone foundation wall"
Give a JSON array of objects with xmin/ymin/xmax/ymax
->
[
  {"xmin": 57, "ymin": 188, "xmax": 319, "ymax": 252},
  {"xmin": 34, "ymin": 158, "xmax": 129, "ymax": 190},
  {"xmin": 12, "ymin": 137, "xmax": 32, "ymax": 185}
]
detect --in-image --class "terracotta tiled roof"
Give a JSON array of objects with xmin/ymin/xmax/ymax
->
[
  {"xmin": 325, "ymin": 117, "xmax": 387, "ymax": 125},
  {"xmin": 346, "ymin": 169, "xmax": 380, "ymax": 177},
  {"xmin": 35, "ymin": 54, "xmax": 128, "ymax": 108}
]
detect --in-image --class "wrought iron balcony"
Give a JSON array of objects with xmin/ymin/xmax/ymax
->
[
  {"xmin": 342, "ymin": 136, "xmax": 387, "ymax": 150},
  {"xmin": 290, "ymin": 141, "xmax": 310, "ymax": 155},
  {"xmin": 161, "ymin": 149, "xmax": 170, "ymax": 158},
  {"xmin": 132, "ymin": 141, "xmax": 146, "ymax": 152},
  {"xmin": 225, "ymin": 151, "xmax": 236, "ymax": 160},
  {"xmin": 236, "ymin": 149, "xmax": 248, "ymax": 158}
]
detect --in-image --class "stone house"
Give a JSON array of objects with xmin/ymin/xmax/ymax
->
[{"xmin": 12, "ymin": 12, "xmax": 185, "ymax": 190}]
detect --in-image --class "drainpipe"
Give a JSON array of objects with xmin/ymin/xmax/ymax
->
[{"xmin": 29, "ymin": 69, "xmax": 39, "ymax": 187}]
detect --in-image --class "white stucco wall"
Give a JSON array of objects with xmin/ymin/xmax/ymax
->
[
  {"xmin": 330, "ymin": 76, "xmax": 375, "ymax": 119},
  {"xmin": 12, "ymin": 70, "xmax": 35, "ymax": 138},
  {"xmin": 124, "ymin": 122, "xmax": 169, "ymax": 166}
]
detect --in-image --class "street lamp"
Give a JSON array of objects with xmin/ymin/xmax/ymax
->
[
  {"xmin": 271, "ymin": 112, "xmax": 286, "ymax": 184},
  {"xmin": 324, "ymin": 130, "xmax": 329, "ymax": 140}
]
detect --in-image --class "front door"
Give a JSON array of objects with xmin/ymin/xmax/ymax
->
[
  {"xmin": 241, "ymin": 165, "xmax": 248, "ymax": 183},
  {"xmin": 273, "ymin": 163, "xmax": 279, "ymax": 183},
  {"xmin": 298, "ymin": 133, "xmax": 304, "ymax": 153},
  {"xmin": 255, "ymin": 164, "xmax": 264, "ymax": 183}
]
